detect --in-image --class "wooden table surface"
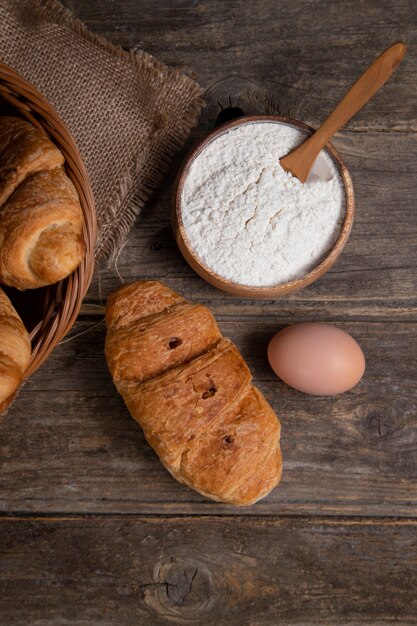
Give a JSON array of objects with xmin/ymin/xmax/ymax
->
[{"xmin": 1, "ymin": 1, "xmax": 417, "ymax": 624}]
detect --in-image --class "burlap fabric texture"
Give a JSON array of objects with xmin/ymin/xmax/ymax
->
[{"xmin": 0, "ymin": 0, "xmax": 204, "ymax": 260}]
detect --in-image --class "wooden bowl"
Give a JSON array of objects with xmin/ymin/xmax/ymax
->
[
  {"xmin": 172, "ymin": 115, "xmax": 354, "ymax": 298},
  {"xmin": 0, "ymin": 61, "xmax": 96, "ymax": 379}
]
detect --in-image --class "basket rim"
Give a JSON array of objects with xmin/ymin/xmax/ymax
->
[{"xmin": 0, "ymin": 59, "xmax": 97, "ymax": 378}]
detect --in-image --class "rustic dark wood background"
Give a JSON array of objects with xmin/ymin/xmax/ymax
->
[{"xmin": 1, "ymin": 1, "xmax": 416, "ymax": 624}]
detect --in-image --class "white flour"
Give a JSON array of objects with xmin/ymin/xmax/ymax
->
[{"xmin": 181, "ymin": 121, "xmax": 345, "ymax": 287}]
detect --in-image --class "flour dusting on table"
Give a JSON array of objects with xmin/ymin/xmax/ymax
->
[{"xmin": 181, "ymin": 121, "xmax": 345, "ymax": 286}]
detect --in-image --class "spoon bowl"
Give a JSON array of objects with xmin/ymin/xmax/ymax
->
[{"xmin": 172, "ymin": 115, "xmax": 355, "ymax": 299}]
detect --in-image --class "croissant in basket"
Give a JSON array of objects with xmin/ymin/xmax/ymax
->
[
  {"xmin": 0, "ymin": 116, "xmax": 85, "ymax": 290},
  {"xmin": 105, "ymin": 280, "xmax": 282, "ymax": 506},
  {"xmin": 0, "ymin": 286, "xmax": 31, "ymax": 411}
]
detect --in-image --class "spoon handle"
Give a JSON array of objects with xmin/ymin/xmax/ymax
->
[{"xmin": 281, "ymin": 42, "xmax": 406, "ymax": 182}]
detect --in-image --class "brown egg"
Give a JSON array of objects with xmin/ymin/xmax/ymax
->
[{"xmin": 268, "ymin": 323, "xmax": 365, "ymax": 395}]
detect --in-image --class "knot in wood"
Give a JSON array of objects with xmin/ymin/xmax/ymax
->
[
  {"xmin": 142, "ymin": 556, "xmax": 214, "ymax": 621},
  {"xmin": 363, "ymin": 403, "xmax": 398, "ymax": 443}
]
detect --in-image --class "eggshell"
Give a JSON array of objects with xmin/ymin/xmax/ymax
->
[{"xmin": 268, "ymin": 323, "xmax": 365, "ymax": 396}]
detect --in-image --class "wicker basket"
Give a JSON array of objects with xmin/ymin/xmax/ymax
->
[{"xmin": 0, "ymin": 61, "xmax": 96, "ymax": 378}]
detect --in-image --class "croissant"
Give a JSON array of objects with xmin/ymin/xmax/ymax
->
[
  {"xmin": 0, "ymin": 116, "xmax": 64, "ymax": 205},
  {"xmin": 0, "ymin": 287, "xmax": 31, "ymax": 412},
  {"xmin": 105, "ymin": 280, "xmax": 282, "ymax": 505},
  {"xmin": 0, "ymin": 116, "xmax": 84, "ymax": 289}
]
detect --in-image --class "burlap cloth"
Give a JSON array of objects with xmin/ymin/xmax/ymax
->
[{"xmin": 0, "ymin": 0, "xmax": 204, "ymax": 261}]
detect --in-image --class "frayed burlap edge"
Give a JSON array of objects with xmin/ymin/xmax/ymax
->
[{"xmin": 32, "ymin": 0, "xmax": 205, "ymax": 263}]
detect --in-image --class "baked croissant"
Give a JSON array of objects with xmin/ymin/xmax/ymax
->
[
  {"xmin": 105, "ymin": 280, "xmax": 282, "ymax": 505},
  {"xmin": 0, "ymin": 116, "xmax": 84, "ymax": 289},
  {"xmin": 0, "ymin": 116, "xmax": 64, "ymax": 206},
  {"xmin": 0, "ymin": 287, "xmax": 31, "ymax": 412}
]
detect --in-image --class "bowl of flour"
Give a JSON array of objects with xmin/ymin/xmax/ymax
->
[{"xmin": 173, "ymin": 116, "xmax": 354, "ymax": 297}]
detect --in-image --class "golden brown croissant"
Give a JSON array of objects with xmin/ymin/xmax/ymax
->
[
  {"xmin": 0, "ymin": 116, "xmax": 84, "ymax": 289},
  {"xmin": 105, "ymin": 280, "xmax": 282, "ymax": 505},
  {"xmin": 0, "ymin": 287, "xmax": 31, "ymax": 412},
  {"xmin": 0, "ymin": 116, "xmax": 64, "ymax": 206}
]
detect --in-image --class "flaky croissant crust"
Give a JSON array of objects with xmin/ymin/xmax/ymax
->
[
  {"xmin": 0, "ymin": 116, "xmax": 84, "ymax": 289},
  {"xmin": 0, "ymin": 287, "xmax": 31, "ymax": 411},
  {"xmin": 105, "ymin": 280, "xmax": 282, "ymax": 506}
]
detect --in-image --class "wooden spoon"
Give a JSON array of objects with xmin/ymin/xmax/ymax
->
[{"xmin": 280, "ymin": 42, "xmax": 406, "ymax": 183}]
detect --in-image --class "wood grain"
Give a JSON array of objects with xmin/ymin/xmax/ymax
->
[
  {"xmin": 1, "ymin": 319, "xmax": 416, "ymax": 516},
  {"xmin": 1, "ymin": 515, "xmax": 416, "ymax": 625},
  {"xmin": 62, "ymin": 0, "xmax": 415, "ymax": 130},
  {"xmin": 2, "ymin": 1, "xmax": 416, "ymax": 623}
]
